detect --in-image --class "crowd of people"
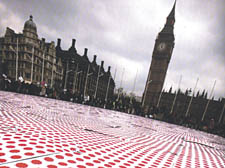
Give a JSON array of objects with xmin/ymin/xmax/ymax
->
[
  {"xmin": 143, "ymin": 105, "xmax": 225, "ymax": 137},
  {"xmin": 1, "ymin": 74, "xmax": 224, "ymax": 138}
]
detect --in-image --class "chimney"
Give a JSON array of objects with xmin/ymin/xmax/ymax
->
[
  {"xmin": 72, "ymin": 39, "xmax": 76, "ymax": 48},
  {"xmin": 57, "ymin": 38, "xmax": 61, "ymax": 47},
  {"xmin": 108, "ymin": 66, "xmax": 111, "ymax": 72},
  {"xmin": 93, "ymin": 55, "xmax": 97, "ymax": 62},
  {"xmin": 42, "ymin": 38, "xmax": 46, "ymax": 49},
  {"xmin": 84, "ymin": 48, "xmax": 88, "ymax": 56},
  {"xmin": 101, "ymin": 61, "xmax": 104, "ymax": 68}
]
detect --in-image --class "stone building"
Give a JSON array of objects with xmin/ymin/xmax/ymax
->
[
  {"xmin": 158, "ymin": 89, "xmax": 225, "ymax": 124},
  {"xmin": 56, "ymin": 38, "xmax": 115, "ymax": 101},
  {"xmin": 0, "ymin": 15, "xmax": 63, "ymax": 88},
  {"xmin": 142, "ymin": 1, "xmax": 176, "ymax": 112}
]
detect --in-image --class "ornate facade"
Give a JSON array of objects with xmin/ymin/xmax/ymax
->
[
  {"xmin": 56, "ymin": 39, "xmax": 115, "ymax": 101},
  {"xmin": 0, "ymin": 16, "xmax": 63, "ymax": 88},
  {"xmin": 158, "ymin": 89, "xmax": 225, "ymax": 124}
]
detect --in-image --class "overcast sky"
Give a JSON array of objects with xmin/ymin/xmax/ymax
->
[{"xmin": 0, "ymin": 0, "xmax": 224, "ymax": 99}]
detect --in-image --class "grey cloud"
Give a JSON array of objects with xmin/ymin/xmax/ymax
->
[{"xmin": 0, "ymin": 0, "xmax": 224, "ymax": 99}]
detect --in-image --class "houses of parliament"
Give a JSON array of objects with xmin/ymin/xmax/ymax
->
[{"xmin": 142, "ymin": 1, "xmax": 224, "ymax": 124}]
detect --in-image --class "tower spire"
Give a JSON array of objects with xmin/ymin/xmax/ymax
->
[
  {"xmin": 159, "ymin": 0, "xmax": 176, "ymax": 36},
  {"xmin": 142, "ymin": 1, "xmax": 177, "ymax": 110},
  {"xmin": 168, "ymin": 0, "xmax": 176, "ymax": 19}
]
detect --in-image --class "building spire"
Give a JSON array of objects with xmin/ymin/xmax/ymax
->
[
  {"xmin": 168, "ymin": 0, "xmax": 176, "ymax": 19},
  {"xmin": 159, "ymin": 0, "xmax": 176, "ymax": 36}
]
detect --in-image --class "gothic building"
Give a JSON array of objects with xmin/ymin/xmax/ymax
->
[
  {"xmin": 56, "ymin": 39, "xmax": 115, "ymax": 101},
  {"xmin": 0, "ymin": 16, "xmax": 63, "ymax": 88},
  {"xmin": 142, "ymin": 2, "xmax": 176, "ymax": 111},
  {"xmin": 158, "ymin": 89, "xmax": 225, "ymax": 124}
]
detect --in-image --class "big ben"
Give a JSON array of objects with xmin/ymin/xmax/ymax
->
[{"xmin": 142, "ymin": 1, "xmax": 176, "ymax": 112}]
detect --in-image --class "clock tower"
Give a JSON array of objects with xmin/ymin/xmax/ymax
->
[{"xmin": 142, "ymin": 1, "xmax": 176, "ymax": 111}]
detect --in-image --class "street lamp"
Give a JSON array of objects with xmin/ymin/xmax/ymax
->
[
  {"xmin": 142, "ymin": 79, "xmax": 152, "ymax": 107},
  {"xmin": 64, "ymin": 69, "xmax": 73, "ymax": 90},
  {"xmin": 73, "ymin": 64, "xmax": 82, "ymax": 94},
  {"xmin": 51, "ymin": 70, "xmax": 62, "ymax": 89},
  {"xmin": 105, "ymin": 75, "xmax": 111, "ymax": 102},
  {"xmin": 41, "ymin": 50, "xmax": 45, "ymax": 83},
  {"xmin": 117, "ymin": 68, "xmax": 125, "ymax": 101},
  {"xmin": 51, "ymin": 61, "xmax": 54, "ymax": 88},
  {"xmin": 30, "ymin": 46, "xmax": 34, "ymax": 83},
  {"xmin": 9, "ymin": 38, "xmax": 18, "ymax": 81},
  {"xmin": 94, "ymin": 65, "xmax": 104, "ymax": 99},
  {"xmin": 84, "ymin": 64, "xmax": 93, "ymax": 96},
  {"xmin": 64, "ymin": 60, "xmax": 75, "ymax": 90}
]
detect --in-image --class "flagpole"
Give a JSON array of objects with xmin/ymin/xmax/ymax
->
[
  {"xmin": 117, "ymin": 68, "xmax": 125, "ymax": 100},
  {"xmin": 142, "ymin": 70, "xmax": 151, "ymax": 107},
  {"xmin": 201, "ymin": 80, "xmax": 216, "ymax": 121},
  {"xmin": 30, "ymin": 46, "xmax": 34, "ymax": 83},
  {"xmin": 185, "ymin": 78, "xmax": 199, "ymax": 117},
  {"xmin": 132, "ymin": 69, "xmax": 138, "ymax": 94},
  {"xmin": 51, "ymin": 59, "xmax": 54, "ymax": 88},
  {"xmin": 113, "ymin": 67, "xmax": 117, "ymax": 96},
  {"xmin": 105, "ymin": 76, "xmax": 111, "ymax": 102},
  {"xmin": 64, "ymin": 60, "xmax": 70, "ymax": 90},
  {"xmin": 157, "ymin": 83, "xmax": 166, "ymax": 108},
  {"xmin": 16, "ymin": 38, "xmax": 18, "ymax": 81},
  {"xmin": 218, "ymin": 103, "xmax": 225, "ymax": 124},
  {"xmin": 94, "ymin": 65, "xmax": 101, "ymax": 99},
  {"xmin": 41, "ymin": 50, "xmax": 45, "ymax": 82},
  {"xmin": 84, "ymin": 64, "xmax": 90, "ymax": 96},
  {"xmin": 130, "ymin": 69, "xmax": 138, "ymax": 103},
  {"xmin": 170, "ymin": 75, "xmax": 182, "ymax": 114},
  {"xmin": 73, "ymin": 63, "xmax": 79, "ymax": 93},
  {"xmin": 113, "ymin": 67, "xmax": 117, "ymax": 81}
]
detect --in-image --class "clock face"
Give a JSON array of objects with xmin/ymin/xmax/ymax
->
[{"xmin": 157, "ymin": 42, "xmax": 166, "ymax": 52}]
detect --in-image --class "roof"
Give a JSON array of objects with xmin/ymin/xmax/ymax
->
[{"xmin": 24, "ymin": 15, "xmax": 37, "ymax": 32}]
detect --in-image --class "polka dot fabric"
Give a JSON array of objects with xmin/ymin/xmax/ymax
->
[{"xmin": 0, "ymin": 91, "xmax": 224, "ymax": 168}]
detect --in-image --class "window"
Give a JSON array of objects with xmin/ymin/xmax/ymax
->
[
  {"xmin": 26, "ymin": 63, "xmax": 31, "ymax": 69},
  {"xmin": 25, "ymin": 73, "xmax": 30, "ymax": 78}
]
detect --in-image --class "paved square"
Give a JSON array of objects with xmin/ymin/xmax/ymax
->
[{"xmin": 0, "ymin": 91, "xmax": 224, "ymax": 168}]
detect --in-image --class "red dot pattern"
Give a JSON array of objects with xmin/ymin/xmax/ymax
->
[{"xmin": 0, "ymin": 91, "xmax": 224, "ymax": 167}]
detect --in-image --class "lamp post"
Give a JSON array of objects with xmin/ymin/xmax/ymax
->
[
  {"xmin": 64, "ymin": 69, "xmax": 73, "ymax": 90},
  {"xmin": 73, "ymin": 63, "xmax": 82, "ymax": 93},
  {"xmin": 64, "ymin": 59, "xmax": 75, "ymax": 90},
  {"xmin": 9, "ymin": 38, "xmax": 19, "ymax": 81},
  {"xmin": 84, "ymin": 64, "xmax": 93, "ymax": 96},
  {"xmin": 51, "ymin": 70, "xmax": 62, "ymax": 89},
  {"xmin": 170, "ymin": 75, "xmax": 182, "ymax": 114},
  {"xmin": 117, "ymin": 68, "xmax": 125, "ymax": 101},
  {"xmin": 94, "ymin": 65, "xmax": 104, "ymax": 99},
  {"xmin": 157, "ymin": 83, "xmax": 166, "ymax": 108},
  {"xmin": 41, "ymin": 50, "xmax": 45, "ymax": 83},
  {"xmin": 218, "ymin": 103, "xmax": 225, "ymax": 124},
  {"xmin": 142, "ymin": 79, "xmax": 152, "ymax": 107},
  {"xmin": 64, "ymin": 60, "xmax": 69, "ymax": 90},
  {"xmin": 201, "ymin": 80, "xmax": 216, "ymax": 121},
  {"xmin": 142, "ymin": 69, "xmax": 151, "ymax": 107},
  {"xmin": 50, "ymin": 60, "xmax": 54, "ymax": 88},
  {"xmin": 185, "ymin": 78, "xmax": 199, "ymax": 117},
  {"xmin": 105, "ymin": 75, "xmax": 111, "ymax": 102},
  {"xmin": 30, "ymin": 46, "xmax": 34, "ymax": 83},
  {"xmin": 130, "ymin": 69, "xmax": 138, "ymax": 103}
]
